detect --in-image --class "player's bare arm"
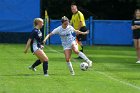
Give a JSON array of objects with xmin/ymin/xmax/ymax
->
[
  {"xmin": 43, "ymin": 33, "xmax": 53, "ymax": 44},
  {"xmin": 74, "ymin": 29, "xmax": 89, "ymax": 35},
  {"xmin": 132, "ymin": 26, "xmax": 136, "ymax": 30},
  {"xmin": 132, "ymin": 25, "xmax": 140, "ymax": 30},
  {"xmin": 135, "ymin": 25, "xmax": 140, "ymax": 29},
  {"xmin": 24, "ymin": 39, "xmax": 32, "ymax": 53}
]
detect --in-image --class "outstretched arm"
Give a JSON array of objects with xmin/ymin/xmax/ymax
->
[
  {"xmin": 74, "ymin": 29, "xmax": 89, "ymax": 35},
  {"xmin": 24, "ymin": 39, "xmax": 32, "ymax": 54},
  {"xmin": 43, "ymin": 33, "xmax": 53, "ymax": 44}
]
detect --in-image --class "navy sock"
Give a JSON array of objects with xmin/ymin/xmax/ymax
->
[
  {"xmin": 43, "ymin": 61, "xmax": 48, "ymax": 74},
  {"xmin": 32, "ymin": 60, "xmax": 41, "ymax": 68}
]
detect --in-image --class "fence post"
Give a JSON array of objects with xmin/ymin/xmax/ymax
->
[
  {"xmin": 89, "ymin": 16, "xmax": 93, "ymax": 46},
  {"xmin": 46, "ymin": 19, "xmax": 49, "ymax": 45}
]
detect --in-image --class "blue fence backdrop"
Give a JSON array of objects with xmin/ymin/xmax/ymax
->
[
  {"xmin": 93, "ymin": 20, "xmax": 132, "ymax": 45},
  {"xmin": 0, "ymin": 0, "xmax": 132, "ymax": 45},
  {"xmin": 0, "ymin": 0, "xmax": 40, "ymax": 32},
  {"xmin": 47, "ymin": 18, "xmax": 132, "ymax": 46}
]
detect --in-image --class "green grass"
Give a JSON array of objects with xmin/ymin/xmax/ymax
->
[{"xmin": 0, "ymin": 44, "xmax": 140, "ymax": 93}]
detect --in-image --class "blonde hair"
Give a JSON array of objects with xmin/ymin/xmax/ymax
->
[
  {"xmin": 61, "ymin": 16, "xmax": 69, "ymax": 23},
  {"xmin": 34, "ymin": 18, "xmax": 43, "ymax": 27}
]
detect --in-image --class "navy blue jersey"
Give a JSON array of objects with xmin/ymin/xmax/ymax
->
[
  {"xmin": 132, "ymin": 19, "xmax": 140, "ymax": 39},
  {"xmin": 29, "ymin": 28, "xmax": 42, "ymax": 52},
  {"xmin": 132, "ymin": 19, "xmax": 140, "ymax": 31}
]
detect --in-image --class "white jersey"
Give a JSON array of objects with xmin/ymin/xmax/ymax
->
[{"xmin": 51, "ymin": 25, "xmax": 75, "ymax": 47}]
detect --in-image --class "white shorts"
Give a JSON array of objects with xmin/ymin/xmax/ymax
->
[
  {"xmin": 63, "ymin": 41, "xmax": 78, "ymax": 50},
  {"xmin": 32, "ymin": 43, "xmax": 42, "ymax": 53}
]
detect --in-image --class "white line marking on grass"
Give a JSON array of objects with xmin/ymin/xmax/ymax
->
[
  {"xmin": 47, "ymin": 46, "xmax": 140, "ymax": 91},
  {"xmin": 96, "ymin": 71, "xmax": 140, "ymax": 91}
]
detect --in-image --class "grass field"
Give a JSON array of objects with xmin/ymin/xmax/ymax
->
[{"xmin": 0, "ymin": 44, "xmax": 140, "ymax": 93}]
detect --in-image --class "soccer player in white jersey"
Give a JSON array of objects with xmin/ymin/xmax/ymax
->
[{"xmin": 43, "ymin": 16, "xmax": 92, "ymax": 75}]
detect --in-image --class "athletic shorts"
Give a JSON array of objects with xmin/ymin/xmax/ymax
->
[
  {"xmin": 63, "ymin": 41, "xmax": 78, "ymax": 50},
  {"xmin": 133, "ymin": 30, "xmax": 140, "ymax": 39},
  {"xmin": 31, "ymin": 43, "xmax": 42, "ymax": 53},
  {"xmin": 77, "ymin": 26, "xmax": 87, "ymax": 41}
]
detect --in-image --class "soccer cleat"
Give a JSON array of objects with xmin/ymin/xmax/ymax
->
[
  {"xmin": 28, "ymin": 66, "xmax": 36, "ymax": 72},
  {"xmin": 44, "ymin": 74, "xmax": 49, "ymax": 77},
  {"xmin": 71, "ymin": 71, "xmax": 75, "ymax": 76},
  {"xmin": 136, "ymin": 61, "xmax": 140, "ymax": 63},
  {"xmin": 70, "ymin": 71, "xmax": 75, "ymax": 76},
  {"xmin": 87, "ymin": 60, "xmax": 93, "ymax": 67}
]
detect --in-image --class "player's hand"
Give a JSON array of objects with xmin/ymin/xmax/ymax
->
[
  {"xmin": 41, "ymin": 45, "xmax": 44, "ymax": 49},
  {"xmin": 132, "ymin": 26, "xmax": 137, "ymax": 30},
  {"xmin": 75, "ymin": 31, "xmax": 79, "ymax": 35},
  {"xmin": 43, "ymin": 40, "xmax": 46, "ymax": 45},
  {"xmin": 135, "ymin": 25, "xmax": 140, "ymax": 29},
  {"xmin": 85, "ymin": 30, "xmax": 89, "ymax": 34}
]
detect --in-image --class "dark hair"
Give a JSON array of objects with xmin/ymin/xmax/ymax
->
[{"xmin": 71, "ymin": 2, "xmax": 77, "ymax": 6}]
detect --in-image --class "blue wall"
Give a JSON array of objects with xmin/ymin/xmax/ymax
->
[
  {"xmin": 0, "ymin": 0, "xmax": 40, "ymax": 32},
  {"xmin": 47, "ymin": 19, "xmax": 132, "ymax": 45},
  {"xmin": 93, "ymin": 20, "xmax": 132, "ymax": 45}
]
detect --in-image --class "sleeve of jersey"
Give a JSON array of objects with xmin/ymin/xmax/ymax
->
[
  {"xmin": 29, "ymin": 31, "xmax": 36, "ymax": 40},
  {"xmin": 70, "ymin": 16, "xmax": 73, "ymax": 25},
  {"xmin": 78, "ymin": 12, "xmax": 84, "ymax": 22},
  {"xmin": 29, "ymin": 31, "xmax": 35, "ymax": 40},
  {"xmin": 51, "ymin": 27, "xmax": 59, "ymax": 34},
  {"xmin": 70, "ymin": 26, "xmax": 75, "ymax": 33}
]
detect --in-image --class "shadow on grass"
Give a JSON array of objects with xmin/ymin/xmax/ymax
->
[
  {"xmin": 0, "ymin": 73, "xmax": 69, "ymax": 77},
  {"xmin": 0, "ymin": 73, "xmax": 42, "ymax": 77}
]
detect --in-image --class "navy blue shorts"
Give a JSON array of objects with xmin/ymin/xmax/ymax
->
[{"xmin": 76, "ymin": 26, "xmax": 87, "ymax": 41}]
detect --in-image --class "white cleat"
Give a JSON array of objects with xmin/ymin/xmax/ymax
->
[
  {"xmin": 71, "ymin": 71, "xmax": 75, "ymax": 76},
  {"xmin": 87, "ymin": 60, "xmax": 93, "ymax": 67},
  {"xmin": 28, "ymin": 66, "xmax": 36, "ymax": 72},
  {"xmin": 136, "ymin": 61, "xmax": 140, "ymax": 63},
  {"xmin": 44, "ymin": 74, "xmax": 49, "ymax": 77}
]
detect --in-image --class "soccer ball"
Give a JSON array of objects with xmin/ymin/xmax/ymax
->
[{"xmin": 80, "ymin": 62, "xmax": 89, "ymax": 71}]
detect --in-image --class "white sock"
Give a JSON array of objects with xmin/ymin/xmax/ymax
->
[
  {"xmin": 67, "ymin": 62, "xmax": 74, "ymax": 73},
  {"xmin": 78, "ymin": 52, "xmax": 89, "ymax": 62}
]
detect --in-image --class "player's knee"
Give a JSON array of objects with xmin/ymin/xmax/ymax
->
[
  {"xmin": 137, "ymin": 47, "xmax": 140, "ymax": 50},
  {"xmin": 43, "ymin": 56, "xmax": 48, "ymax": 62},
  {"xmin": 66, "ymin": 58, "xmax": 70, "ymax": 62},
  {"xmin": 136, "ymin": 46, "xmax": 140, "ymax": 50},
  {"xmin": 73, "ymin": 49, "xmax": 79, "ymax": 54}
]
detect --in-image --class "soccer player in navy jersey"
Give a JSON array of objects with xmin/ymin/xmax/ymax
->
[
  {"xmin": 24, "ymin": 18, "xmax": 49, "ymax": 76},
  {"xmin": 132, "ymin": 9, "xmax": 140, "ymax": 63}
]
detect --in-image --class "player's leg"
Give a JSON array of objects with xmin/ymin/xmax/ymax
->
[
  {"xmin": 76, "ymin": 38, "xmax": 83, "ymax": 59},
  {"xmin": 78, "ymin": 26, "xmax": 87, "ymax": 54},
  {"xmin": 29, "ymin": 45, "xmax": 44, "ymax": 70},
  {"xmin": 72, "ymin": 41, "xmax": 93, "ymax": 67},
  {"xmin": 29, "ymin": 59, "xmax": 42, "ymax": 71},
  {"xmin": 134, "ymin": 39, "xmax": 139, "ymax": 63},
  {"xmin": 64, "ymin": 49, "xmax": 75, "ymax": 75},
  {"xmin": 34, "ymin": 49, "xmax": 49, "ymax": 76},
  {"xmin": 137, "ymin": 39, "xmax": 140, "ymax": 60},
  {"xmin": 135, "ymin": 39, "xmax": 140, "ymax": 63},
  {"xmin": 78, "ymin": 41, "xmax": 83, "ymax": 52}
]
